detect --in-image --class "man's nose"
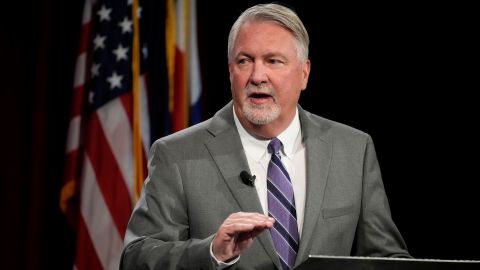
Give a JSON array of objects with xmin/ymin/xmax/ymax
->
[{"xmin": 249, "ymin": 62, "xmax": 268, "ymax": 86}]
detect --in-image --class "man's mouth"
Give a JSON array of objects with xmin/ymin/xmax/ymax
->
[{"xmin": 248, "ymin": 92, "xmax": 273, "ymax": 104}]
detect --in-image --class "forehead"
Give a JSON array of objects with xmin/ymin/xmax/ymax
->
[{"xmin": 234, "ymin": 20, "xmax": 298, "ymax": 56}]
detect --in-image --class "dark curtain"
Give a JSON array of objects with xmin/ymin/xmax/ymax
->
[
  {"xmin": 1, "ymin": 0, "xmax": 83, "ymax": 269},
  {"xmin": 1, "ymin": 1, "xmax": 478, "ymax": 269}
]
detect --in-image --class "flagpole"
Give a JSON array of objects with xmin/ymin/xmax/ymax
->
[{"xmin": 132, "ymin": 0, "xmax": 143, "ymax": 202}]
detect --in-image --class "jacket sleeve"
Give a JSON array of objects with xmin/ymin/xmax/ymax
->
[
  {"xmin": 120, "ymin": 140, "xmax": 217, "ymax": 270},
  {"xmin": 352, "ymin": 135, "xmax": 411, "ymax": 258}
]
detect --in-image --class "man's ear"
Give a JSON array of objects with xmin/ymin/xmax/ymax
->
[{"xmin": 301, "ymin": 59, "xmax": 311, "ymax": 91}]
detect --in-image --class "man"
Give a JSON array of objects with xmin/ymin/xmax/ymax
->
[{"xmin": 121, "ymin": 3, "xmax": 410, "ymax": 269}]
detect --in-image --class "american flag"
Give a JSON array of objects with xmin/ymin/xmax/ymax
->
[{"xmin": 60, "ymin": 0, "xmax": 202, "ymax": 269}]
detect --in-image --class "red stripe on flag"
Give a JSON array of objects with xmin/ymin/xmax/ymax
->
[
  {"xmin": 71, "ymin": 85, "xmax": 86, "ymax": 118},
  {"xmin": 120, "ymin": 91, "xmax": 133, "ymax": 126},
  {"xmin": 79, "ymin": 23, "xmax": 91, "ymax": 54},
  {"xmin": 172, "ymin": 47, "xmax": 187, "ymax": 132},
  {"xmin": 75, "ymin": 215, "xmax": 104, "ymax": 270},
  {"xmin": 84, "ymin": 113, "xmax": 132, "ymax": 237}
]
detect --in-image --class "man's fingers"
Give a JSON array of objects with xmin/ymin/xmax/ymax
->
[
  {"xmin": 221, "ymin": 223, "xmax": 256, "ymax": 236},
  {"xmin": 216, "ymin": 213, "xmax": 275, "ymax": 244},
  {"xmin": 222, "ymin": 212, "xmax": 275, "ymax": 227},
  {"xmin": 212, "ymin": 212, "xmax": 275, "ymax": 262},
  {"xmin": 221, "ymin": 219, "xmax": 273, "ymax": 234}
]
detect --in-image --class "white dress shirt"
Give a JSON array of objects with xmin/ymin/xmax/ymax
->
[
  {"xmin": 211, "ymin": 107, "xmax": 307, "ymax": 267},
  {"xmin": 233, "ymin": 107, "xmax": 306, "ymax": 236}
]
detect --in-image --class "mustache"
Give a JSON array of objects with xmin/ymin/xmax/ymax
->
[{"xmin": 244, "ymin": 84, "xmax": 276, "ymax": 97}]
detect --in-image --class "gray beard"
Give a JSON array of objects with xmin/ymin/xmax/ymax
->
[{"xmin": 242, "ymin": 102, "xmax": 281, "ymax": 125}]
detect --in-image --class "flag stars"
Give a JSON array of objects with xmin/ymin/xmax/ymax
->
[
  {"xmin": 118, "ymin": 17, "xmax": 132, "ymax": 34},
  {"xmin": 93, "ymin": 34, "xmax": 106, "ymax": 50},
  {"xmin": 112, "ymin": 44, "xmax": 129, "ymax": 61},
  {"xmin": 91, "ymin": 63, "xmax": 101, "ymax": 78},
  {"xmin": 107, "ymin": 71, "xmax": 123, "ymax": 90},
  {"xmin": 97, "ymin": 5, "xmax": 112, "ymax": 22}
]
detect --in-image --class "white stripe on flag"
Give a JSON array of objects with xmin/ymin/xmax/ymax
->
[
  {"xmin": 80, "ymin": 156, "xmax": 124, "ymax": 270},
  {"xmin": 96, "ymin": 99, "xmax": 135, "ymax": 203},
  {"xmin": 74, "ymin": 53, "xmax": 87, "ymax": 88},
  {"xmin": 66, "ymin": 116, "xmax": 81, "ymax": 153},
  {"xmin": 175, "ymin": 0, "xmax": 186, "ymax": 51},
  {"xmin": 82, "ymin": 0, "xmax": 94, "ymax": 24},
  {"xmin": 189, "ymin": 0, "xmax": 201, "ymax": 106}
]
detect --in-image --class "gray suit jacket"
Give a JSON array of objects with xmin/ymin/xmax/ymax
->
[{"xmin": 121, "ymin": 102, "xmax": 409, "ymax": 269}]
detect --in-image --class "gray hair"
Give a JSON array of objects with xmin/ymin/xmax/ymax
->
[{"xmin": 227, "ymin": 3, "xmax": 310, "ymax": 62}]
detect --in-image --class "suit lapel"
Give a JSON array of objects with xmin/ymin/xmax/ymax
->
[
  {"xmin": 295, "ymin": 109, "xmax": 332, "ymax": 266},
  {"xmin": 205, "ymin": 103, "xmax": 281, "ymax": 269}
]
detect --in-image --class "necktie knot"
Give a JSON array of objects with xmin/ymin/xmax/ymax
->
[{"xmin": 268, "ymin": 137, "xmax": 283, "ymax": 155}]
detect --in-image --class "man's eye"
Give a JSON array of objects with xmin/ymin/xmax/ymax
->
[
  {"xmin": 268, "ymin": 59, "xmax": 282, "ymax": 64},
  {"xmin": 238, "ymin": 58, "xmax": 250, "ymax": 65}
]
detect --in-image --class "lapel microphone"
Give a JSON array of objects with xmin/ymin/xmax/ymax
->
[{"xmin": 240, "ymin": 171, "xmax": 256, "ymax": 187}]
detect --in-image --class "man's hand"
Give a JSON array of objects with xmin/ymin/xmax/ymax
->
[{"xmin": 212, "ymin": 212, "xmax": 275, "ymax": 262}]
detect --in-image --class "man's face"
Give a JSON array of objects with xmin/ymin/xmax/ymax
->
[{"xmin": 229, "ymin": 20, "xmax": 310, "ymax": 135}]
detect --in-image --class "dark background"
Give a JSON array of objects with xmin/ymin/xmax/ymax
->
[{"xmin": 1, "ymin": 0, "xmax": 478, "ymax": 269}]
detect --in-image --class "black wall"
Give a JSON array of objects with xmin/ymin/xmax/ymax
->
[
  {"xmin": 1, "ymin": 1, "xmax": 478, "ymax": 269},
  {"xmin": 198, "ymin": 0, "xmax": 479, "ymax": 260}
]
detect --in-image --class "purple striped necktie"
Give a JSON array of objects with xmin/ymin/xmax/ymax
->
[{"xmin": 267, "ymin": 138, "xmax": 299, "ymax": 270}]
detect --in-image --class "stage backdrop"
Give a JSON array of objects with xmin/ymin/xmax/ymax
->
[{"xmin": 0, "ymin": 0, "xmax": 478, "ymax": 269}]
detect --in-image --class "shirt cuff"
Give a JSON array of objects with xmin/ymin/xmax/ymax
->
[{"xmin": 210, "ymin": 240, "xmax": 240, "ymax": 269}]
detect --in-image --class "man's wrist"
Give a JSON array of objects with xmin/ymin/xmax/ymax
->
[{"xmin": 210, "ymin": 239, "xmax": 240, "ymax": 268}]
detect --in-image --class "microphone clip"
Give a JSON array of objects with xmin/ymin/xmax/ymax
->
[{"xmin": 240, "ymin": 171, "xmax": 256, "ymax": 187}]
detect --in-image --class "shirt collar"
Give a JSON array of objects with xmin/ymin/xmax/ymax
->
[{"xmin": 233, "ymin": 106, "xmax": 301, "ymax": 162}]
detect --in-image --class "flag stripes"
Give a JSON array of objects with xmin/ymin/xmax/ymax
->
[
  {"xmin": 167, "ymin": 0, "xmax": 202, "ymax": 131},
  {"xmin": 75, "ymin": 216, "xmax": 103, "ymax": 270},
  {"xmin": 187, "ymin": 0, "xmax": 201, "ymax": 124},
  {"xmin": 84, "ymin": 114, "xmax": 131, "ymax": 236},
  {"xmin": 80, "ymin": 157, "xmax": 124, "ymax": 269},
  {"xmin": 61, "ymin": 0, "xmax": 202, "ymax": 269}
]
